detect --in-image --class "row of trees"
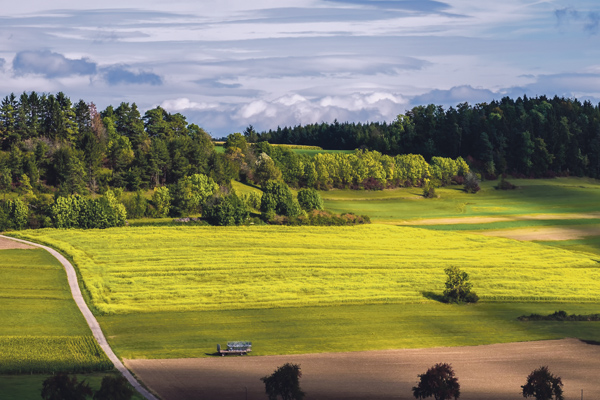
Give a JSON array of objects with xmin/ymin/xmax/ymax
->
[
  {"xmin": 253, "ymin": 95, "xmax": 600, "ymax": 179},
  {"xmin": 261, "ymin": 362, "xmax": 565, "ymax": 400}
]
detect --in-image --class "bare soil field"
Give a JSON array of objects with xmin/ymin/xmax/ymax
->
[
  {"xmin": 0, "ymin": 236, "xmax": 35, "ymax": 250},
  {"xmin": 399, "ymin": 212, "xmax": 600, "ymax": 226},
  {"xmin": 126, "ymin": 338, "xmax": 600, "ymax": 400},
  {"xmin": 475, "ymin": 226, "xmax": 600, "ymax": 241}
]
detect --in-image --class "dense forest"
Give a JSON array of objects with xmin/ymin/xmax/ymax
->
[
  {"xmin": 253, "ymin": 95, "xmax": 600, "ymax": 179},
  {"xmin": 0, "ymin": 91, "xmax": 597, "ymax": 229}
]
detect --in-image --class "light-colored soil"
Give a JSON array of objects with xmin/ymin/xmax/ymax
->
[
  {"xmin": 476, "ymin": 226, "xmax": 600, "ymax": 241},
  {"xmin": 0, "ymin": 236, "xmax": 36, "ymax": 250},
  {"xmin": 125, "ymin": 338, "xmax": 600, "ymax": 400},
  {"xmin": 399, "ymin": 212, "xmax": 600, "ymax": 226}
]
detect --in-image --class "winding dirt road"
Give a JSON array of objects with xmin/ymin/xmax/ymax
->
[{"xmin": 0, "ymin": 235, "xmax": 158, "ymax": 400}]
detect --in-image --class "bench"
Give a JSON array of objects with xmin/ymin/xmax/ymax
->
[{"xmin": 217, "ymin": 341, "xmax": 252, "ymax": 356}]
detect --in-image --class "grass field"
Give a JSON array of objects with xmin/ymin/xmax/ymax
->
[
  {"xmin": 0, "ymin": 248, "xmax": 112, "ymax": 374},
  {"xmin": 97, "ymin": 302, "xmax": 600, "ymax": 359},
  {"xmin": 322, "ymin": 177, "xmax": 600, "ymax": 222}
]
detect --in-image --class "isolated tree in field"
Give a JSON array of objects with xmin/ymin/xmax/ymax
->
[
  {"xmin": 261, "ymin": 363, "xmax": 305, "ymax": 400},
  {"xmin": 41, "ymin": 372, "xmax": 93, "ymax": 400},
  {"xmin": 521, "ymin": 366, "xmax": 564, "ymax": 400},
  {"xmin": 443, "ymin": 266, "xmax": 478, "ymax": 304},
  {"xmin": 93, "ymin": 375, "xmax": 134, "ymax": 400},
  {"xmin": 463, "ymin": 172, "xmax": 480, "ymax": 194},
  {"xmin": 412, "ymin": 363, "xmax": 460, "ymax": 400}
]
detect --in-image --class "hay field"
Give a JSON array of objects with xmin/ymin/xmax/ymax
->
[{"xmin": 14, "ymin": 225, "xmax": 600, "ymax": 316}]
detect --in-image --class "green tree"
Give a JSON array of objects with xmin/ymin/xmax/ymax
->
[
  {"xmin": 442, "ymin": 266, "xmax": 478, "ymax": 304},
  {"xmin": 203, "ymin": 193, "xmax": 249, "ymax": 226},
  {"xmin": 412, "ymin": 363, "xmax": 460, "ymax": 400},
  {"xmin": 93, "ymin": 375, "xmax": 134, "ymax": 400},
  {"xmin": 8, "ymin": 198, "xmax": 29, "ymax": 230},
  {"xmin": 297, "ymin": 188, "xmax": 324, "ymax": 211},
  {"xmin": 255, "ymin": 152, "xmax": 282, "ymax": 185},
  {"xmin": 41, "ymin": 372, "xmax": 93, "ymax": 400},
  {"xmin": 261, "ymin": 363, "xmax": 305, "ymax": 400},
  {"xmin": 0, "ymin": 167, "xmax": 11, "ymax": 200},
  {"xmin": 260, "ymin": 180, "xmax": 300, "ymax": 217},
  {"xmin": 151, "ymin": 186, "xmax": 171, "ymax": 217},
  {"xmin": 521, "ymin": 366, "xmax": 564, "ymax": 400}
]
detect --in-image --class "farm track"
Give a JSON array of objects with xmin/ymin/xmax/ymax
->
[
  {"xmin": 0, "ymin": 235, "xmax": 159, "ymax": 400},
  {"xmin": 126, "ymin": 338, "xmax": 600, "ymax": 400}
]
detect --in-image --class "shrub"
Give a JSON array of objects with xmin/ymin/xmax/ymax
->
[
  {"xmin": 496, "ymin": 176, "xmax": 516, "ymax": 190},
  {"xmin": 463, "ymin": 172, "xmax": 480, "ymax": 194},
  {"xmin": 204, "ymin": 193, "xmax": 249, "ymax": 226},
  {"xmin": 297, "ymin": 188, "xmax": 324, "ymax": 211},
  {"xmin": 413, "ymin": 363, "xmax": 460, "ymax": 400}
]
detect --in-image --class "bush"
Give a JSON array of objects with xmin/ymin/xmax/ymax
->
[
  {"xmin": 422, "ymin": 179, "xmax": 436, "ymax": 198},
  {"xmin": 413, "ymin": 363, "xmax": 460, "ymax": 400},
  {"xmin": 204, "ymin": 193, "xmax": 249, "ymax": 226},
  {"xmin": 260, "ymin": 180, "xmax": 300, "ymax": 218},
  {"xmin": 463, "ymin": 172, "xmax": 480, "ymax": 194},
  {"xmin": 297, "ymin": 188, "xmax": 324, "ymax": 211},
  {"xmin": 496, "ymin": 176, "xmax": 516, "ymax": 190}
]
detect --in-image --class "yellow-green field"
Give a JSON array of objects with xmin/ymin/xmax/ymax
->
[{"xmin": 14, "ymin": 225, "xmax": 600, "ymax": 316}]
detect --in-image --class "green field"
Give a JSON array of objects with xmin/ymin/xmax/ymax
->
[
  {"xmin": 11, "ymin": 222, "xmax": 600, "ymax": 360},
  {"xmin": 0, "ymin": 249, "xmax": 112, "ymax": 374},
  {"xmin": 322, "ymin": 177, "xmax": 600, "ymax": 222}
]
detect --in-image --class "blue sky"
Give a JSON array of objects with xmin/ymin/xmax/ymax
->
[{"xmin": 2, "ymin": 1, "xmax": 600, "ymax": 136}]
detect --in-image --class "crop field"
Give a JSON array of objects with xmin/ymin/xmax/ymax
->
[
  {"xmin": 14, "ymin": 225, "xmax": 600, "ymax": 316},
  {"xmin": 0, "ymin": 246, "xmax": 112, "ymax": 374}
]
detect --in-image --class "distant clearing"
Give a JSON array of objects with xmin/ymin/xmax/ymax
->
[{"xmin": 126, "ymin": 338, "xmax": 600, "ymax": 400}]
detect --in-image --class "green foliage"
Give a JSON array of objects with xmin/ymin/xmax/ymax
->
[
  {"xmin": 50, "ymin": 191, "xmax": 126, "ymax": 229},
  {"xmin": 41, "ymin": 372, "xmax": 93, "ymax": 400},
  {"xmin": 124, "ymin": 190, "xmax": 148, "ymax": 219},
  {"xmin": 224, "ymin": 132, "xmax": 248, "ymax": 154},
  {"xmin": 261, "ymin": 180, "xmax": 300, "ymax": 217},
  {"xmin": 203, "ymin": 193, "xmax": 249, "ymax": 226},
  {"xmin": 413, "ymin": 363, "xmax": 460, "ymax": 400},
  {"xmin": 261, "ymin": 363, "xmax": 305, "ymax": 400},
  {"xmin": 255, "ymin": 152, "xmax": 282, "ymax": 185},
  {"xmin": 7, "ymin": 198, "xmax": 29, "ymax": 229},
  {"xmin": 422, "ymin": 179, "xmax": 436, "ymax": 198},
  {"xmin": 296, "ymin": 188, "xmax": 324, "ymax": 211},
  {"xmin": 518, "ymin": 310, "xmax": 600, "ymax": 321},
  {"xmin": 443, "ymin": 267, "xmax": 478, "ymax": 304},
  {"xmin": 151, "ymin": 186, "xmax": 170, "ymax": 217},
  {"xmin": 521, "ymin": 366, "xmax": 564, "ymax": 400},
  {"xmin": 171, "ymin": 173, "xmax": 218, "ymax": 216},
  {"xmin": 93, "ymin": 375, "xmax": 134, "ymax": 400}
]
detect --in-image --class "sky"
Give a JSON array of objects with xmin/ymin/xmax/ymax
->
[{"xmin": 2, "ymin": 1, "xmax": 600, "ymax": 137}]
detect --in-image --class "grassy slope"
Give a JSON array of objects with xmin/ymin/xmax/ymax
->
[{"xmin": 322, "ymin": 177, "xmax": 600, "ymax": 222}]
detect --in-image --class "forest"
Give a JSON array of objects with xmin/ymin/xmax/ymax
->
[
  {"xmin": 0, "ymin": 91, "xmax": 597, "ymax": 229},
  {"xmin": 253, "ymin": 95, "xmax": 600, "ymax": 179}
]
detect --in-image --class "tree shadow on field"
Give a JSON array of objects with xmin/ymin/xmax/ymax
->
[{"xmin": 422, "ymin": 291, "xmax": 446, "ymax": 303}]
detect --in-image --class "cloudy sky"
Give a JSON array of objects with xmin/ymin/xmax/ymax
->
[{"xmin": 2, "ymin": 1, "xmax": 600, "ymax": 136}]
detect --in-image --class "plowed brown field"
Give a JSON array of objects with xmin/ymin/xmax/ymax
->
[{"xmin": 126, "ymin": 338, "xmax": 600, "ymax": 400}]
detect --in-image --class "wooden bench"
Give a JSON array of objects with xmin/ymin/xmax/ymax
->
[{"xmin": 217, "ymin": 341, "xmax": 252, "ymax": 356}]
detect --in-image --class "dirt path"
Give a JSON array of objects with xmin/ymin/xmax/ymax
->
[
  {"xmin": 126, "ymin": 338, "xmax": 600, "ymax": 400},
  {"xmin": 476, "ymin": 226, "xmax": 600, "ymax": 241},
  {"xmin": 0, "ymin": 236, "xmax": 36, "ymax": 249},
  {"xmin": 0, "ymin": 235, "xmax": 158, "ymax": 400}
]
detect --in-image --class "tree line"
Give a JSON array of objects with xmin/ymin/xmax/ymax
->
[
  {"xmin": 251, "ymin": 95, "xmax": 600, "ymax": 179},
  {"xmin": 0, "ymin": 91, "xmax": 474, "ymax": 229}
]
